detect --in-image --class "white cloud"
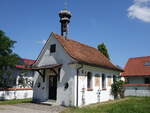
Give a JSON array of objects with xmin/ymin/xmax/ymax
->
[
  {"xmin": 36, "ymin": 40, "xmax": 46, "ymax": 45},
  {"xmin": 127, "ymin": 0, "xmax": 150, "ymax": 23}
]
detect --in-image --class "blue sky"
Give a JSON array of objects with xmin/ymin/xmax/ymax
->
[{"xmin": 0, "ymin": 0, "xmax": 150, "ymax": 67}]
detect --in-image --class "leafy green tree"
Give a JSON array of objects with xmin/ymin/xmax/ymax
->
[
  {"xmin": 97, "ymin": 43, "xmax": 110, "ymax": 60},
  {"xmin": 0, "ymin": 30, "xmax": 19, "ymax": 88},
  {"xmin": 111, "ymin": 80, "xmax": 126, "ymax": 99}
]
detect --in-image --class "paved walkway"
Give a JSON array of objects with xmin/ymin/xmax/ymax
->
[{"xmin": 0, "ymin": 103, "xmax": 64, "ymax": 113}]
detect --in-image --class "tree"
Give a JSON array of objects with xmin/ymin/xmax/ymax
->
[
  {"xmin": 97, "ymin": 43, "xmax": 110, "ymax": 60},
  {"xmin": 0, "ymin": 30, "xmax": 19, "ymax": 88},
  {"xmin": 111, "ymin": 80, "xmax": 126, "ymax": 99}
]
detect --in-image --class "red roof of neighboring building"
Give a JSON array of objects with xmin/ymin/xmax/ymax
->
[
  {"xmin": 53, "ymin": 33, "xmax": 123, "ymax": 72},
  {"xmin": 121, "ymin": 56, "xmax": 150, "ymax": 76},
  {"xmin": 15, "ymin": 58, "xmax": 36, "ymax": 69},
  {"xmin": 21, "ymin": 58, "xmax": 36, "ymax": 65}
]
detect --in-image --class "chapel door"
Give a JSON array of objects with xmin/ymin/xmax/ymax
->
[{"xmin": 49, "ymin": 76, "xmax": 57, "ymax": 100}]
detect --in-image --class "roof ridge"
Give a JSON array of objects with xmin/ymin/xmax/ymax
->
[{"xmin": 129, "ymin": 56, "xmax": 150, "ymax": 59}]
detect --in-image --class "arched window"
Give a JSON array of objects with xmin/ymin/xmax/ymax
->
[
  {"xmin": 102, "ymin": 74, "xmax": 106, "ymax": 89},
  {"xmin": 87, "ymin": 72, "xmax": 92, "ymax": 89}
]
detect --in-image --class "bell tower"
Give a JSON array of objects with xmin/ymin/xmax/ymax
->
[{"xmin": 59, "ymin": 9, "xmax": 72, "ymax": 38}]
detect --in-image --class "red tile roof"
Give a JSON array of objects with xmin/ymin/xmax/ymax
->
[
  {"xmin": 53, "ymin": 33, "xmax": 123, "ymax": 72},
  {"xmin": 121, "ymin": 56, "xmax": 150, "ymax": 76},
  {"xmin": 15, "ymin": 58, "xmax": 36, "ymax": 69},
  {"xmin": 15, "ymin": 65, "xmax": 33, "ymax": 69},
  {"xmin": 21, "ymin": 58, "xmax": 36, "ymax": 65}
]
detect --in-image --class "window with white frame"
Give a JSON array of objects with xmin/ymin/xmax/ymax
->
[
  {"xmin": 87, "ymin": 72, "xmax": 92, "ymax": 90},
  {"xmin": 102, "ymin": 74, "xmax": 106, "ymax": 89},
  {"xmin": 144, "ymin": 61, "xmax": 150, "ymax": 66}
]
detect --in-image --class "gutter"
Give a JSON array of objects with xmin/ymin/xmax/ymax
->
[
  {"xmin": 69, "ymin": 61, "xmax": 124, "ymax": 72},
  {"xmin": 76, "ymin": 64, "xmax": 83, "ymax": 107},
  {"xmin": 77, "ymin": 61, "xmax": 124, "ymax": 72}
]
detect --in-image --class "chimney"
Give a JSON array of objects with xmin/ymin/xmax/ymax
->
[{"xmin": 59, "ymin": 9, "xmax": 72, "ymax": 38}]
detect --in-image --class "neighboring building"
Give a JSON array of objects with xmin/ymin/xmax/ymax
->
[
  {"xmin": 121, "ymin": 56, "xmax": 150, "ymax": 96},
  {"xmin": 15, "ymin": 58, "xmax": 36, "ymax": 88},
  {"xmin": 3, "ymin": 58, "xmax": 36, "ymax": 88},
  {"xmin": 0, "ymin": 58, "xmax": 35, "ymax": 100}
]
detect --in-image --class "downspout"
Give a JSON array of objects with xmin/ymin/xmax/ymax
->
[{"xmin": 76, "ymin": 64, "xmax": 83, "ymax": 107}]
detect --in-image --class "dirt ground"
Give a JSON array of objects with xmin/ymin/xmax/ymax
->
[{"xmin": 0, "ymin": 103, "xmax": 64, "ymax": 113}]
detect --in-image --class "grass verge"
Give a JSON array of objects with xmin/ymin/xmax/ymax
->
[
  {"xmin": 0, "ymin": 98, "xmax": 32, "ymax": 105},
  {"xmin": 61, "ymin": 97, "xmax": 150, "ymax": 113}
]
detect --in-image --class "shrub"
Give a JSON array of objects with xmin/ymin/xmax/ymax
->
[{"xmin": 111, "ymin": 80, "xmax": 125, "ymax": 99}]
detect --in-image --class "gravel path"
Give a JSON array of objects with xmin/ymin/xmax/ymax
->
[{"xmin": 0, "ymin": 103, "xmax": 65, "ymax": 113}]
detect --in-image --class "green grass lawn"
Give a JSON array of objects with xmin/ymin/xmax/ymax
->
[
  {"xmin": 0, "ymin": 98, "xmax": 32, "ymax": 105},
  {"xmin": 61, "ymin": 97, "xmax": 150, "ymax": 113}
]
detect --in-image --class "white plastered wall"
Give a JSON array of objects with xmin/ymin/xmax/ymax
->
[
  {"xmin": 124, "ymin": 76, "xmax": 150, "ymax": 97},
  {"xmin": 33, "ymin": 34, "xmax": 77, "ymax": 106},
  {"xmin": 77, "ymin": 65, "xmax": 120, "ymax": 106},
  {"xmin": 0, "ymin": 90, "xmax": 33, "ymax": 100}
]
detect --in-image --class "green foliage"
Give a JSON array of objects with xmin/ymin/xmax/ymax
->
[
  {"xmin": 61, "ymin": 97, "xmax": 150, "ymax": 113},
  {"xmin": 0, "ymin": 30, "xmax": 19, "ymax": 88},
  {"xmin": 111, "ymin": 80, "xmax": 126, "ymax": 99},
  {"xmin": 0, "ymin": 98, "xmax": 32, "ymax": 105},
  {"xmin": 97, "ymin": 43, "xmax": 110, "ymax": 60}
]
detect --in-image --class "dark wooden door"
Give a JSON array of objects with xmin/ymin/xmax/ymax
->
[{"xmin": 49, "ymin": 76, "xmax": 57, "ymax": 100}]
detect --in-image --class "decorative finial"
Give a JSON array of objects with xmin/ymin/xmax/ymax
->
[{"xmin": 64, "ymin": 0, "xmax": 68, "ymax": 9}]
